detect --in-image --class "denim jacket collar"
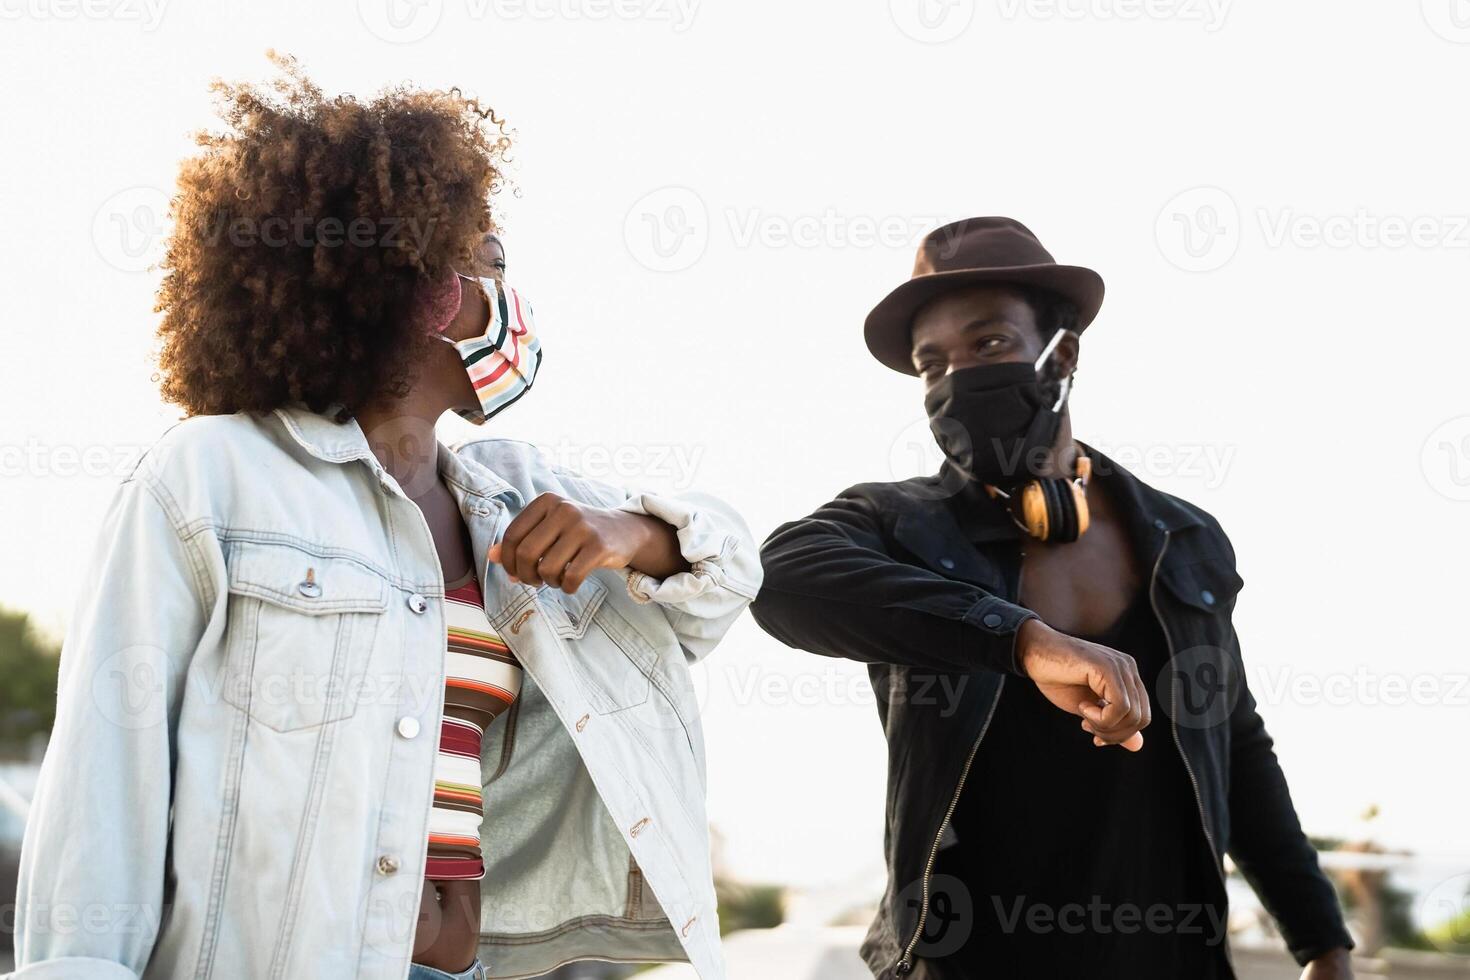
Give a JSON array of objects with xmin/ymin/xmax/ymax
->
[
  {"xmin": 273, "ymin": 403, "xmax": 377, "ymax": 465},
  {"xmin": 272, "ymin": 404, "xmax": 522, "ymax": 505}
]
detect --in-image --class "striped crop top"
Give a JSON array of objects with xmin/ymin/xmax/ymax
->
[{"xmin": 426, "ymin": 568, "xmax": 523, "ymax": 880}]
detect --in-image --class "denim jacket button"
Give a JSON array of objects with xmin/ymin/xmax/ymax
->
[
  {"xmin": 938, "ymin": 556, "xmax": 956, "ymax": 570},
  {"xmin": 981, "ymin": 613, "xmax": 1004, "ymax": 629},
  {"xmin": 396, "ymin": 716, "xmax": 420, "ymax": 739},
  {"xmin": 1200, "ymin": 589, "xmax": 1216, "ymax": 606},
  {"xmin": 407, "ymin": 593, "xmax": 428, "ymax": 614},
  {"xmin": 376, "ymin": 854, "xmax": 398, "ymax": 875}
]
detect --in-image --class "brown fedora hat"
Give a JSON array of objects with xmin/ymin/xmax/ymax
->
[{"xmin": 864, "ymin": 216, "xmax": 1105, "ymax": 375}]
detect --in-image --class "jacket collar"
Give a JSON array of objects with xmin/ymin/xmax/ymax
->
[
  {"xmin": 274, "ymin": 404, "xmax": 377, "ymax": 465},
  {"xmin": 1080, "ymin": 440, "xmax": 1204, "ymax": 537},
  {"xmin": 272, "ymin": 404, "xmax": 521, "ymax": 504}
]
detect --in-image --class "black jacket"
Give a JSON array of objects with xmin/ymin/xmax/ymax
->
[{"xmin": 750, "ymin": 445, "xmax": 1353, "ymax": 978}]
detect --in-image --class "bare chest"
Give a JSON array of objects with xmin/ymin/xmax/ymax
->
[{"xmin": 1017, "ymin": 513, "xmax": 1145, "ymax": 638}]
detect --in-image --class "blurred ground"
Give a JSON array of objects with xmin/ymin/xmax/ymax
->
[{"xmin": 637, "ymin": 927, "xmax": 1470, "ymax": 980}]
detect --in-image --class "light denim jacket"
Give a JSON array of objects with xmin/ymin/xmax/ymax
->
[{"xmin": 9, "ymin": 406, "xmax": 761, "ymax": 980}]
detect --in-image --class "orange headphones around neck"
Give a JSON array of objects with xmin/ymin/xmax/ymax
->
[{"xmin": 984, "ymin": 452, "xmax": 1091, "ymax": 543}]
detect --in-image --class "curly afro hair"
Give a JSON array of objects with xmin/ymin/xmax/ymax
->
[{"xmin": 153, "ymin": 51, "xmax": 512, "ymax": 419}]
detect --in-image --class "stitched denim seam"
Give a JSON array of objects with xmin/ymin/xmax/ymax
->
[
  {"xmin": 213, "ymin": 529, "xmax": 446, "ymax": 595},
  {"xmin": 270, "ymin": 712, "xmax": 338, "ymax": 977},
  {"xmin": 194, "ymin": 665, "xmax": 252, "ymax": 980},
  {"xmin": 479, "ymin": 913, "xmax": 675, "ymax": 945},
  {"xmin": 134, "ymin": 471, "xmax": 215, "ymax": 620}
]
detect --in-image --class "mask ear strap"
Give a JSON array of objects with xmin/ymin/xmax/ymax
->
[
  {"xmin": 1034, "ymin": 327, "xmax": 1068, "ymax": 371},
  {"xmin": 1035, "ymin": 328, "xmax": 1077, "ymax": 412},
  {"xmin": 457, "ymin": 272, "xmax": 501, "ymax": 334}
]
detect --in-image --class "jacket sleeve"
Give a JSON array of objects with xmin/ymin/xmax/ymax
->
[
  {"xmin": 1224, "ymin": 626, "xmax": 1355, "ymax": 966},
  {"xmin": 11, "ymin": 471, "xmax": 209, "ymax": 979},
  {"xmin": 552, "ymin": 464, "xmax": 761, "ymax": 665},
  {"xmin": 750, "ymin": 487, "xmax": 1036, "ymax": 675}
]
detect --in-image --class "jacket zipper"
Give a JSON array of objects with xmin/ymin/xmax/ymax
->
[
  {"xmin": 895, "ymin": 675, "xmax": 1004, "ymax": 975},
  {"xmin": 1149, "ymin": 529, "xmax": 1235, "ymax": 974}
]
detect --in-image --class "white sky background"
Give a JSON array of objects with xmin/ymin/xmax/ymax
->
[{"xmin": 2, "ymin": 0, "xmax": 1468, "ymax": 890}]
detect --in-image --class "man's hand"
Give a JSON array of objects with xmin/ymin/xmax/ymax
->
[
  {"xmin": 489, "ymin": 492, "xmax": 689, "ymax": 593},
  {"xmin": 1300, "ymin": 948, "xmax": 1354, "ymax": 979},
  {"xmin": 1016, "ymin": 618, "xmax": 1150, "ymax": 750}
]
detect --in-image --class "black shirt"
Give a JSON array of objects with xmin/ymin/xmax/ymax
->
[{"xmin": 925, "ymin": 586, "xmax": 1231, "ymax": 979}]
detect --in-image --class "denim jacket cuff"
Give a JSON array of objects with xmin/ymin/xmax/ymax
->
[
  {"xmin": 614, "ymin": 491, "xmax": 759, "ymax": 606},
  {"xmin": 961, "ymin": 595, "xmax": 1039, "ymax": 676},
  {"xmin": 8, "ymin": 956, "xmax": 142, "ymax": 979}
]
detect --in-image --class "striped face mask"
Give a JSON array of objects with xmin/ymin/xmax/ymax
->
[{"xmin": 436, "ymin": 274, "xmax": 543, "ymax": 425}]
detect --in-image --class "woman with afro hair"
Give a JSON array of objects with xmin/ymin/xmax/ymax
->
[{"xmin": 11, "ymin": 53, "xmax": 759, "ymax": 980}]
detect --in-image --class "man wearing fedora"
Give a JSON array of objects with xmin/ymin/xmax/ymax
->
[{"xmin": 750, "ymin": 217, "xmax": 1354, "ymax": 979}]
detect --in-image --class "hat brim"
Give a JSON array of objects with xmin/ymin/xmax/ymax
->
[{"xmin": 863, "ymin": 264, "xmax": 1105, "ymax": 376}]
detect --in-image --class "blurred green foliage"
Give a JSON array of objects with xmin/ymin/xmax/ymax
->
[
  {"xmin": 714, "ymin": 879, "xmax": 785, "ymax": 934},
  {"xmin": 0, "ymin": 606, "xmax": 59, "ymax": 747}
]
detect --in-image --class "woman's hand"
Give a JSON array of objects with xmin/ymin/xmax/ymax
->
[{"xmin": 489, "ymin": 491, "xmax": 690, "ymax": 593}]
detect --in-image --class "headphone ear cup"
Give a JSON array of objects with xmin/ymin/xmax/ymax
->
[
  {"xmin": 1037, "ymin": 479, "xmax": 1057, "ymax": 542},
  {"xmin": 1017, "ymin": 477, "xmax": 1090, "ymax": 543},
  {"xmin": 1045, "ymin": 476, "xmax": 1085, "ymax": 544},
  {"xmin": 1056, "ymin": 479, "xmax": 1075, "ymax": 543},
  {"xmin": 1020, "ymin": 481, "xmax": 1049, "ymax": 540},
  {"xmin": 1052, "ymin": 476, "xmax": 1076, "ymax": 540},
  {"xmin": 1070, "ymin": 480, "xmax": 1090, "ymax": 538},
  {"xmin": 1052, "ymin": 478, "xmax": 1077, "ymax": 543}
]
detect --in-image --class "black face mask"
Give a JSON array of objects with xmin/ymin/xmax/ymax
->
[{"xmin": 922, "ymin": 348, "xmax": 1070, "ymax": 488}]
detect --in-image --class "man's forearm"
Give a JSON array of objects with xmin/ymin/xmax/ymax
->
[
  {"xmin": 1229, "ymin": 680, "xmax": 1355, "ymax": 964},
  {"xmin": 622, "ymin": 511, "xmax": 692, "ymax": 579}
]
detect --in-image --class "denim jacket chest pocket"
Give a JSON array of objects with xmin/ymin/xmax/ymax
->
[
  {"xmin": 1158, "ymin": 553, "xmax": 1244, "ymax": 625},
  {"xmin": 535, "ymin": 574, "xmax": 660, "ymax": 714},
  {"xmin": 221, "ymin": 539, "xmax": 390, "ymax": 732}
]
